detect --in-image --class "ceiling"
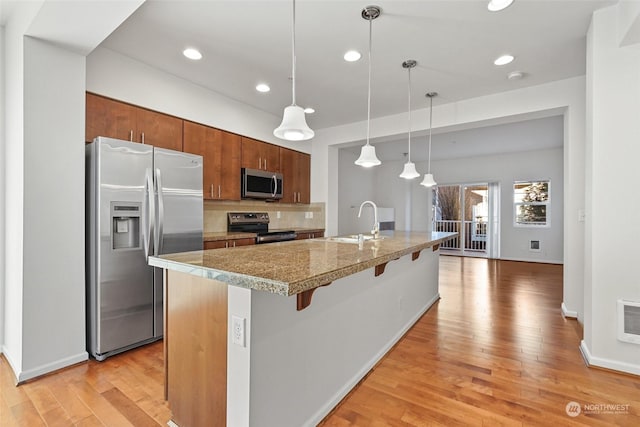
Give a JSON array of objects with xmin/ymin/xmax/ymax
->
[
  {"xmin": 100, "ymin": 0, "xmax": 613, "ymax": 135},
  {"xmin": 342, "ymin": 114, "xmax": 564, "ymax": 162}
]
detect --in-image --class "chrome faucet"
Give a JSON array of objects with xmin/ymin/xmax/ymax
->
[{"xmin": 358, "ymin": 200, "xmax": 379, "ymax": 239}]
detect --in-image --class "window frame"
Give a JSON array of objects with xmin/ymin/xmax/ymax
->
[{"xmin": 513, "ymin": 180, "xmax": 551, "ymax": 228}]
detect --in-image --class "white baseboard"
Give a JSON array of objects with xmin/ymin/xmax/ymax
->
[
  {"xmin": 561, "ymin": 302, "xmax": 578, "ymax": 318},
  {"xmin": 1, "ymin": 345, "xmax": 20, "ymax": 384},
  {"xmin": 580, "ymin": 340, "xmax": 640, "ymax": 376},
  {"xmin": 499, "ymin": 256, "xmax": 564, "ymax": 265},
  {"xmin": 16, "ymin": 351, "xmax": 89, "ymax": 383},
  {"xmin": 306, "ymin": 293, "xmax": 441, "ymax": 426}
]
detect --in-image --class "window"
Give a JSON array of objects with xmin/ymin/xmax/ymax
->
[{"xmin": 514, "ymin": 181, "xmax": 550, "ymax": 226}]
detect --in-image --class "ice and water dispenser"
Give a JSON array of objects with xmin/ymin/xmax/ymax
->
[{"xmin": 111, "ymin": 202, "xmax": 141, "ymax": 250}]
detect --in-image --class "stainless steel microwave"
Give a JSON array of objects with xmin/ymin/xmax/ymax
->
[{"xmin": 241, "ymin": 168, "xmax": 283, "ymax": 200}]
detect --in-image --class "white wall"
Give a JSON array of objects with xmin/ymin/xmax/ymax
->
[
  {"xmin": 337, "ymin": 150, "xmax": 375, "ymax": 234},
  {"xmin": 582, "ymin": 4, "xmax": 640, "ymax": 375},
  {"xmin": 0, "ymin": 20, "xmax": 6, "ymax": 353},
  {"xmin": 313, "ymin": 76, "xmax": 585, "ymax": 321},
  {"xmin": 20, "ymin": 36, "xmax": 87, "ymax": 378},
  {"xmin": 86, "ymin": 47, "xmax": 310, "ymax": 155},
  {"xmin": 1, "ymin": 0, "xmax": 41, "ymax": 376},
  {"xmin": 429, "ymin": 148, "xmax": 564, "ymax": 263},
  {"xmin": 1, "ymin": 0, "xmax": 143, "ymax": 381}
]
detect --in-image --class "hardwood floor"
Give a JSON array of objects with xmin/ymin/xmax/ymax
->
[
  {"xmin": 322, "ymin": 257, "xmax": 640, "ymax": 426},
  {"xmin": 1, "ymin": 257, "xmax": 639, "ymax": 426},
  {"xmin": 0, "ymin": 341, "xmax": 170, "ymax": 426}
]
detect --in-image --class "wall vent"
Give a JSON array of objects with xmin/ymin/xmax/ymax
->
[
  {"xmin": 617, "ymin": 299, "xmax": 640, "ymax": 344},
  {"xmin": 529, "ymin": 240, "xmax": 541, "ymax": 252}
]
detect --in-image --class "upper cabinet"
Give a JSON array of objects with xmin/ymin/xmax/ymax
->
[
  {"xmin": 241, "ymin": 137, "xmax": 280, "ymax": 172},
  {"xmin": 183, "ymin": 121, "xmax": 241, "ymax": 201},
  {"xmin": 86, "ymin": 93, "xmax": 311, "ymax": 203},
  {"xmin": 86, "ymin": 93, "xmax": 183, "ymax": 151},
  {"xmin": 86, "ymin": 93, "xmax": 136, "ymax": 143},
  {"xmin": 280, "ymin": 148, "xmax": 311, "ymax": 204}
]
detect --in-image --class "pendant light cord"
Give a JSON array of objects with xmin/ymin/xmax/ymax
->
[
  {"xmin": 407, "ymin": 67, "xmax": 412, "ymax": 161},
  {"xmin": 291, "ymin": 0, "xmax": 297, "ymax": 106},
  {"xmin": 366, "ymin": 14, "xmax": 372, "ymax": 146},
  {"xmin": 428, "ymin": 95, "xmax": 433, "ymax": 173}
]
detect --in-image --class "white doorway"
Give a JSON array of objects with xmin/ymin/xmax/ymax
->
[{"xmin": 433, "ymin": 183, "xmax": 499, "ymax": 258}]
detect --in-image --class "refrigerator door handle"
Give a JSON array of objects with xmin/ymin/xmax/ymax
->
[
  {"xmin": 143, "ymin": 168, "xmax": 155, "ymax": 260},
  {"xmin": 154, "ymin": 168, "xmax": 165, "ymax": 255}
]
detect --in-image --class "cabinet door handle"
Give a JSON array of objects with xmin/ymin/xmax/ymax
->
[
  {"xmin": 129, "ymin": 130, "xmax": 134, "ymax": 142},
  {"xmin": 141, "ymin": 132, "xmax": 145, "ymax": 144},
  {"xmin": 218, "ymin": 185, "xmax": 221, "ymax": 199},
  {"xmin": 210, "ymin": 184, "xmax": 214, "ymax": 198},
  {"xmin": 264, "ymin": 159, "xmax": 267, "ymax": 170},
  {"xmin": 258, "ymin": 158, "xmax": 262, "ymax": 169},
  {"xmin": 232, "ymin": 241, "xmax": 236, "ymax": 247},
  {"xmin": 225, "ymin": 241, "xmax": 229, "ymax": 248}
]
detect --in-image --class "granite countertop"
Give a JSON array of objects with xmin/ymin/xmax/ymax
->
[
  {"xmin": 203, "ymin": 228, "xmax": 325, "ymax": 242},
  {"xmin": 149, "ymin": 231, "xmax": 458, "ymax": 296},
  {"xmin": 152, "ymin": 231, "xmax": 456, "ymax": 296}
]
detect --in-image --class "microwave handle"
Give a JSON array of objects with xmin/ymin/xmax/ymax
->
[{"xmin": 271, "ymin": 174, "xmax": 278, "ymax": 198}]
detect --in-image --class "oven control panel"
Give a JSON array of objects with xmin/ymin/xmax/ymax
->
[{"xmin": 228, "ymin": 212, "xmax": 270, "ymax": 225}]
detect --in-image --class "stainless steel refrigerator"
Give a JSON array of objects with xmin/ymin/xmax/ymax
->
[{"xmin": 86, "ymin": 136, "xmax": 203, "ymax": 361}]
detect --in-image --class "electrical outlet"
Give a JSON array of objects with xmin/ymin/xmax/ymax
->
[
  {"xmin": 276, "ymin": 211, "xmax": 281, "ymax": 219},
  {"xmin": 232, "ymin": 315, "xmax": 245, "ymax": 347}
]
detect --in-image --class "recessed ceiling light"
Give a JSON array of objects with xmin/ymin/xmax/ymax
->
[
  {"xmin": 488, "ymin": 0, "xmax": 514, "ymax": 12},
  {"xmin": 507, "ymin": 71, "xmax": 524, "ymax": 80},
  {"xmin": 304, "ymin": 107, "xmax": 315, "ymax": 114},
  {"xmin": 494, "ymin": 54, "xmax": 514, "ymax": 66},
  {"xmin": 343, "ymin": 50, "xmax": 362, "ymax": 62},
  {"xmin": 255, "ymin": 83, "xmax": 270, "ymax": 93},
  {"xmin": 183, "ymin": 48, "xmax": 202, "ymax": 60}
]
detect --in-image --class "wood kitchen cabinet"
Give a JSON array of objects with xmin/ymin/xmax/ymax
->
[
  {"xmin": 204, "ymin": 238, "xmax": 255, "ymax": 249},
  {"xmin": 86, "ymin": 93, "xmax": 183, "ymax": 151},
  {"xmin": 241, "ymin": 137, "xmax": 280, "ymax": 172},
  {"xmin": 294, "ymin": 230, "xmax": 324, "ymax": 240},
  {"xmin": 280, "ymin": 148, "xmax": 311, "ymax": 204},
  {"xmin": 183, "ymin": 121, "xmax": 241, "ymax": 201}
]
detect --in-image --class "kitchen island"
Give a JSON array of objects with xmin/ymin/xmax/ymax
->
[{"xmin": 150, "ymin": 231, "xmax": 456, "ymax": 427}]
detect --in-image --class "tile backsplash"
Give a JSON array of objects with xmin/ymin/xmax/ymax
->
[{"xmin": 204, "ymin": 200, "xmax": 325, "ymax": 232}]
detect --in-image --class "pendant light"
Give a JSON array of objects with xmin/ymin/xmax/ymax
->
[
  {"xmin": 355, "ymin": 6, "xmax": 382, "ymax": 167},
  {"xmin": 399, "ymin": 60, "xmax": 419, "ymax": 179},
  {"xmin": 274, "ymin": 0, "xmax": 314, "ymax": 141},
  {"xmin": 420, "ymin": 92, "xmax": 438, "ymax": 187}
]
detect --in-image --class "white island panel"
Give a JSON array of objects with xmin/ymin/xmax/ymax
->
[{"xmin": 227, "ymin": 249, "xmax": 439, "ymax": 427}]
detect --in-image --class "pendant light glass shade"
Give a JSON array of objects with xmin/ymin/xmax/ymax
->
[
  {"xmin": 274, "ymin": 105, "xmax": 314, "ymax": 141},
  {"xmin": 355, "ymin": 6, "xmax": 381, "ymax": 168},
  {"xmin": 274, "ymin": 0, "xmax": 314, "ymax": 141},
  {"xmin": 420, "ymin": 92, "xmax": 438, "ymax": 188},
  {"xmin": 400, "ymin": 161, "xmax": 420, "ymax": 179},
  {"xmin": 399, "ymin": 59, "xmax": 419, "ymax": 179},
  {"xmin": 355, "ymin": 144, "xmax": 381, "ymax": 167},
  {"xmin": 420, "ymin": 173, "xmax": 437, "ymax": 187}
]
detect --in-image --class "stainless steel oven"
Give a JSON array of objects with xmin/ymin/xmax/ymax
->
[{"xmin": 228, "ymin": 212, "xmax": 296, "ymax": 244}]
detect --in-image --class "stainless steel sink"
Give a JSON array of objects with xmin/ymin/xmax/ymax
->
[{"xmin": 323, "ymin": 235, "xmax": 385, "ymax": 244}]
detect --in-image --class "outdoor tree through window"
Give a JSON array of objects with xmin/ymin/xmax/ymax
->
[{"xmin": 514, "ymin": 181, "xmax": 550, "ymax": 226}]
